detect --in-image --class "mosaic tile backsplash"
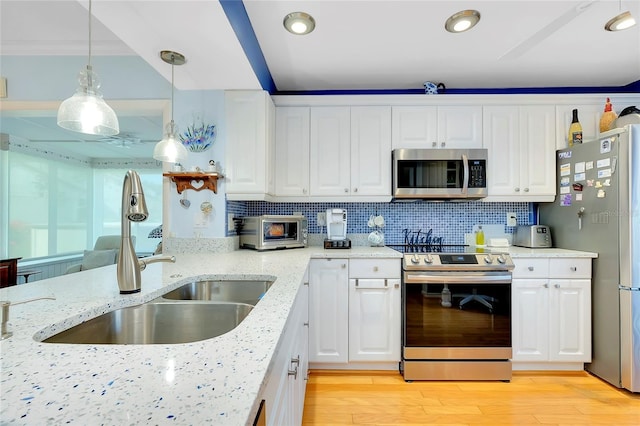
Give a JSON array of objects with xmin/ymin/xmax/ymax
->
[{"xmin": 226, "ymin": 200, "xmax": 535, "ymax": 246}]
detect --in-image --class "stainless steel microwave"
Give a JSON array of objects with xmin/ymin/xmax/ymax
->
[
  {"xmin": 392, "ymin": 148, "xmax": 488, "ymax": 200},
  {"xmin": 239, "ymin": 215, "xmax": 308, "ymax": 251}
]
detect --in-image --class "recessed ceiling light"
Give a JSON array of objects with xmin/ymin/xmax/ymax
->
[
  {"xmin": 604, "ymin": 11, "xmax": 636, "ymax": 31},
  {"xmin": 445, "ymin": 10, "xmax": 481, "ymax": 33},
  {"xmin": 283, "ymin": 12, "xmax": 316, "ymax": 35}
]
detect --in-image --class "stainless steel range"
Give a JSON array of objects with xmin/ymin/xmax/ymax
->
[{"xmin": 401, "ymin": 251, "xmax": 514, "ymax": 381}]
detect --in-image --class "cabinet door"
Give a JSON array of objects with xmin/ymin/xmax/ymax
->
[
  {"xmin": 512, "ymin": 279, "xmax": 549, "ymax": 361},
  {"xmin": 549, "ymin": 279, "xmax": 591, "ymax": 362},
  {"xmin": 391, "ymin": 106, "xmax": 437, "ymax": 149},
  {"xmin": 275, "ymin": 107, "xmax": 310, "ymax": 196},
  {"xmin": 309, "ymin": 107, "xmax": 351, "ymax": 196},
  {"xmin": 350, "ymin": 106, "xmax": 392, "ymax": 196},
  {"xmin": 309, "ymin": 259, "xmax": 349, "ymax": 363},
  {"xmin": 437, "ymin": 106, "xmax": 483, "ymax": 149},
  {"xmin": 483, "ymin": 106, "xmax": 521, "ymax": 197},
  {"xmin": 556, "ymin": 104, "xmax": 602, "ymax": 149},
  {"xmin": 225, "ymin": 91, "xmax": 273, "ymax": 195},
  {"xmin": 348, "ymin": 278, "xmax": 400, "ymax": 362},
  {"xmin": 519, "ymin": 106, "xmax": 556, "ymax": 197}
]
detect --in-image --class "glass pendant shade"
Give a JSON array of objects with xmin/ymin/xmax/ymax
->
[
  {"xmin": 153, "ymin": 120, "xmax": 188, "ymax": 163},
  {"xmin": 57, "ymin": 20, "xmax": 119, "ymax": 137}
]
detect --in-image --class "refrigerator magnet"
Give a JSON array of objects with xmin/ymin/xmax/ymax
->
[
  {"xmin": 572, "ymin": 183, "xmax": 584, "ymax": 191},
  {"xmin": 576, "ymin": 194, "xmax": 583, "ymax": 201},
  {"xmin": 597, "ymin": 189, "xmax": 606, "ymax": 198},
  {"xmin": 561, "ymin": 194, "xmax": 572, "ymax": 206}
]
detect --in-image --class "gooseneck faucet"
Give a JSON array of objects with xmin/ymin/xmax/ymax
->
[{"xmin": 118, "ymin": 170, "xmax": 175, "ymax": 294}]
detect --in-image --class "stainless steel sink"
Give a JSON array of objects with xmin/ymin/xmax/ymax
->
[
  {"xmin": 161, "ymin": 280, "xmax": 274, "ymax": 305},
  {"xmin": 42, "ymin": 301, "xmax": 253, "ymax": 345}
]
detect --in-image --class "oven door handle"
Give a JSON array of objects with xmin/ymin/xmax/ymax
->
[{"xmin": 404, "ymin": 273, "xmax": 512, "ymax": 284}]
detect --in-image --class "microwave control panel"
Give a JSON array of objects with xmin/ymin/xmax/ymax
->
[{"xmin": 469, "ymin": 160, "xmax": 486, "ymax": 188}]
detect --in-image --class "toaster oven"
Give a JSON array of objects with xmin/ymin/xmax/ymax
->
[{"xmin": 239, "ymin": 215, "xmax": 308, "ymax": 251}]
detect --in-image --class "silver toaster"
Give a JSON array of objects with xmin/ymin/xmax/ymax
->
[{"xmin": 514, "ymin": 225, "xmax": 552, "ymax": 248}]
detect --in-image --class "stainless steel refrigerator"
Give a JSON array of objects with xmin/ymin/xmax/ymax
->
[{"xmin": 539, "ymin": 124, "xmax": 639, "ymax": 392}]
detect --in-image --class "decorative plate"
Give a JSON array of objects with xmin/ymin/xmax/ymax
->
[{"xmin": 180, "ymin": 123, "xmax": 216, "ymax": 152}]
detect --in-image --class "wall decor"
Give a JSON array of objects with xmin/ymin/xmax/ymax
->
[{"xmin": 180, "ymin": 122, "xmax": 216, "ymax": 152}]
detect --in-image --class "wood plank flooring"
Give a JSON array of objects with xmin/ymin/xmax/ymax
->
[{"xmin": 302, "ymin": 370, "xmax": 640, "ymax": 425}]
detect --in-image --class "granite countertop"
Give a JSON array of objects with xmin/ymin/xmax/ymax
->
[
  {"xmin": 476, "ymin": 246, "xmax": 598, "ymax": 258},
  {"xmin": 0, "ymin": 246, "xmax": 400, "ymax": 425}
]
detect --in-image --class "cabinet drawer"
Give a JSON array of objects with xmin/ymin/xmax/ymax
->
[
  {"xmin": 549, "ymin": 258, "xmax": 592, "ymax": 278},
  {"xmin": 512, "ymin": 258, "xmax": 549, "ymax": 278},
  {"xmin": 349, "ymin": 258, "xmax": 400, "ymax": 279}
]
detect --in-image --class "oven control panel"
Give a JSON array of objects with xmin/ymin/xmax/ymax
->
[{"xmin": 403, "ymin": 253, "xmax": 514, "ymax": 271}]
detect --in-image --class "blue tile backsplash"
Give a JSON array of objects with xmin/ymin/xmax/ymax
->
[{"xmin": 226, "ymin": 200, "xmax": 534, "ymax": 245}]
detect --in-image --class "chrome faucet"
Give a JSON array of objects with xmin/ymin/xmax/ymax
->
[
  {"xmin": 1, "ymin": 297, "xmax": 56, "ymax": 340},
  {"xmin": 117, "ymin": 170, "xmax": 175, "ymax": 294}
]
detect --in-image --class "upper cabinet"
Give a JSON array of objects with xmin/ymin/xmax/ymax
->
[
  {"xmin": 391, "ymin": 105, "xmax": 482, "ymax": 149},
  {"xmin": 483, "ymin": 105, "xmax": 556, "ymax": 202},
  {"xmin": 275, "ymin": 107, "xmax": 311, "ymax": 196},
  {"xmin": 276, "ymin": 105, "xmax": 392, "ymax": 201},
  {"xmin": 224, "ymin": 91, "xmax": 275, "ymax": 200}
]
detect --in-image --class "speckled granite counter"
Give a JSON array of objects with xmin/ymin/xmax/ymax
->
[
  {"xmin": 475, "ymin": 246, "xmax": 598, "ymax": 258},
  {"xmin": 0, "ymin": 247, "xmax": 400, "ymax": 425}
]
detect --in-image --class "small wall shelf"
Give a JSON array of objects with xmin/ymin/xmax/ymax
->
[{"xmin": 163, "ymin": 172, "xmax": 223, "ymax": 194}]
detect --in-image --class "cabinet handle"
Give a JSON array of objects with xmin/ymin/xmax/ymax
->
[
  {"xmin": 441, "ymin": 142, "xmax": 446, "ymax": 148},
  {"xmin": 302, "ymin": 188, "xmax": 307, "ymax": 194},
  {"xmin": 291, "ymin": 356, "xmax": 300, "ymax": 366},
  {"xmin": 515, "ymin": 187, "xmax": 521, "ymax": 192},
  {"xmin": 555, "ymin": 283, "xmax": 560, "ymax": 288},
  {"xmin": 432, "ymin": 142, "xmax": 437, "ymax": 148},
  {"xmin": 288, "ymin": 366, "xmax": 298, "ymax": 379},
  {"xmin": 528, "ymin": 266, "xmax": 534, "ymax": 271},
  {"xmin": 384, "ymin": 280, "xmax": 388, "ymax": 287},
  {"xmin": 344, "ymin": 188, "xmax": 348, "ymax": 193},
  {"xmin": 544, "ymin": 283, "xmax": 549, "ymax": 288},
  {"xmin": 394, "ymin": 283, "xmax": 399, "ymax": 289},
  {"xmin": 304, "ymin": 281, "xmax": 309, "ymax": 286},
  {"xmin": 303, "ymin": 322, "xmax": 309, "ymax": 327},
  {"xmin": 524, "ymin": 188, "xmax": 529, "ymax": 192},
  {"xmin": 373, "ymin": 266, "xmax": 379, "ymax": 272},
  {"xmin": 570, "ymin": 266, "xmax": 577, "ymax": 272},
  {"xmin": 353, "ymin": 188, "xmax": 358, "ymax": 193},
  {"xmin": 341, "ymin": 264, "xmax": 346, "ymax": 269}
]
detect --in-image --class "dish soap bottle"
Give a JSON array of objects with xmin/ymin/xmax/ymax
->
[
  {"xmin": 476, "ymin": 225, "xmax": 485, "ymax": 247},
  {"xmin": 568, "ymin": 109, "xmax": 583, "ymax": 146},
  {"xmin": 599, "ymin": 98, "xmax": 618, "ymax": 133}
]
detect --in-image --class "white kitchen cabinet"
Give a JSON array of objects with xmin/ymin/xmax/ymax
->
[
  {"xmin": 224, "ymin": 90, "xmax": 275, "ymax": 199},
  {"xmin": 483, "ymin": 105, "xmax": 556, "ymax": 202},
  {"xmin": 349, "ymin": 106, "xmax": 392, "ymax": 196},
  {"xmin": 263, "ymin": 272, "xmax": 309, "ymax": 426},
  {"xmin": 391, "ymin": 105, "xmax": 482, "ymax": 149},
  {"xmin": 308, "ymin": 258, "xmax": 349, "ymax": 363},
  {"xmin": 275, "ymin": 107, "xmax": 310, "ymax": 196},
  {"xmin": 309, "ymin": 107, "xmax": 351, "ymax": 196},
  {"xmin": 348, "ymin": 259, "xmax": 401, "ymax": 362},
  {"xmin": 512, "ymin": 257, "xmax": 592, "ymax": 368},
  {"xmin": 309, "ymin": 257, "xmax": 401, "ymax": 367}
]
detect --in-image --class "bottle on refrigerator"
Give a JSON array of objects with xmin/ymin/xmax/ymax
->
[
  {"xmin": 599, "ymin": 98, "xmax": 618, "ymax": 133},
  {"xmin": 568, "ymin": 109, "xmax": 583, "ymax": 146}
]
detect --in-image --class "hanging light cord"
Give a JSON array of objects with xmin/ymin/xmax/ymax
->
[{"xmin": 170, "ymin": 54, "xmax": 175, "ymax": 123}]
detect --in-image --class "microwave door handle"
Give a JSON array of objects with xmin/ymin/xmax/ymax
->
[{"xmin": 461, "ymin": 153, "xmax": 469, "ymax": 195}]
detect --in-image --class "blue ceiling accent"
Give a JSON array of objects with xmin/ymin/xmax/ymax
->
[
  {"xmin": 219, "ymin": 0, "xmax": 276, "ymax": 93},
  {"xmin": 218, "ymin": 1, "xmax": 638, "ymax": 96}
]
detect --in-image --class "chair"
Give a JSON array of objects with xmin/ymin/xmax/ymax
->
[{"xmin": 65, "ymin": 236, "xmax": 135, "ymax": 274}]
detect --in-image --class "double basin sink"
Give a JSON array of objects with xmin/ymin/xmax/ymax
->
[{"xmin": 42, "ymin": 279, "xmax": 273, "ymax": 345}]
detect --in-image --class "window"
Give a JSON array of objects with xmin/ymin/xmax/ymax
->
[{"xmin": 4, "ymin": 151, "xmax": 161, "ymax": 259}]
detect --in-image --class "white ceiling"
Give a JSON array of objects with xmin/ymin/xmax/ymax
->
[{"xmin": 1, "ymin": 0, "xmax": 639, "ymax": 159}]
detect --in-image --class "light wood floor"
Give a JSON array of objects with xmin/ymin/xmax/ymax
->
[{"xmin": 302, "ymin": 370, "xmax": 640, "ymax": 425}]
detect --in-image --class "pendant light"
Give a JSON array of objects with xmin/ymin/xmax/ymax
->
[
  {"xmin": 605, "ymin": 0, "xmax": 636, "ymax": 31},
  {"xmin": 153, "ymin": 50, "xmax": 189, "ymax": 164},
  {"xmin": 57, "ymin": 0, "xmax": 119, "ymax": 136}
]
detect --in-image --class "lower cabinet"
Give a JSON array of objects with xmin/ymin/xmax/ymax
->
[
  {"xmin": 309, "ymin": 257, "xmax": 401, "ymax": 366},
  {"xmin": 261, "ymin": 273, "xmax": 309, "ymax": 426},
  {"xmin": 511, "ymin": 257, "xmax": 592, "ymax": 368}
]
